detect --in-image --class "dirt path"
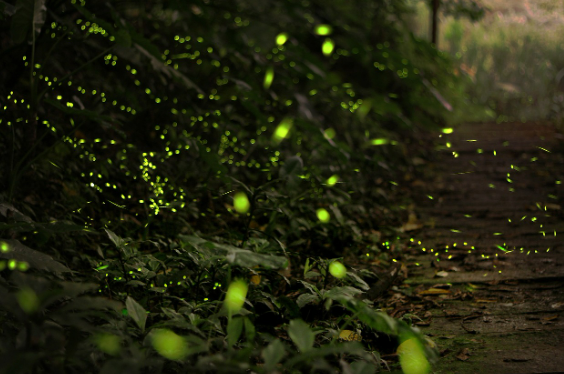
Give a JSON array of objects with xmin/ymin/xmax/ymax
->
[{"xmin": 403, "ymin": 122, "xmax": 564, "ymax": 374}]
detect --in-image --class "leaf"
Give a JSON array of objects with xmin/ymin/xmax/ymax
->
[
  {"xmin": 104, "ymin": 228, "xmax": 126, "ymax": 248},
  {"xmin": 227, "ymin": 316, "xmax": 244, "ymax": 347},
  {"xmin": 10, "ymin": 0, "xmax": 45, "ymax": 44},
  {"xmin": 58, "ymin": 296, "xmax": 123, "ymax": 313},
  {"xmin": 285, "ymin": 342, "xmax": 366, "ymax": 367},
  {"xmin": 225, "ymin": 248, "xmax": 288, "ymax": 269},
  {"xmin": 114, "ymin": 28, "xmax": 132, "ymax": 47},
  {"xmin": 262, "ymin": 339, "xmax": 286, "ymax": 371},
  {"xmin": 339, "ymin": 330, "xmax": 362, "ymax": 342},
  {"xmin": 0, "ymin": 203, "xmax": 33, "ymax": 223},
  {"xmin": 346, "ymin": 272, "xmax": 370, "ymax": 291},
  {"xmin": 244, "ymin": 316, "xmax": 255, "ymax": 342},
  {"xmin": 288, "ymin": 319, "xmax": 314, "ymax": 353},
  {"xmin": 198, "ymin": 142, "xmax": 228, "ymax": 176},
  {"xmin": 324, "ymin": 286, "xmax": 364, "ymax": 302},
  {"xmin": 418, "ymin": 288, "xmax": 451, "ymax": 295},
  {"xmin": 0, "ymin": 239, "xmax": 70, "ymax": 273},
  {"xmin": 296, "ymin": 293, "xmax": 320, "ymax": 308},
  {"xmin": 125, "ymin": 296, "xmax": 147, "ymax": 332},
  {"xmin": 349, "ymin": 360, "xmax": 377, "ymax": 374},
  {"xmin": 279, "ymin": 155, "xmax": 303, "ymax": 179},
  {"xmin": 1, "ymin": 2, "xmax": 17, "ymax": 18}
]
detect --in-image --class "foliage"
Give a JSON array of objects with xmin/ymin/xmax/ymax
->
[
  {"xmin": 410, "ymin": 0, "xmax": 564, "ymax": 125},
  {"xmin": 0, "ymin": 0, "xmax": 451, "ymax": 372}
]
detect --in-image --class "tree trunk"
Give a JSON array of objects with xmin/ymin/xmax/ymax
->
[{"xmin": 430, "ymin": 0, "xmax": 440, "ymax": 46}]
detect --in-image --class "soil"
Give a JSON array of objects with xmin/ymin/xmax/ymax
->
[{"xmin": 391, "ymin": 122, "xmax": 564, "ymax": 374}]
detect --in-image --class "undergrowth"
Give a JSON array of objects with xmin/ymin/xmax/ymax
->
[{"xmin": 0, "ymin": 0, "xmax": 477, "ymax": 373}]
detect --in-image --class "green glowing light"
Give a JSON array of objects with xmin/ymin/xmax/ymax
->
[
  {"xmin": 329, "ymin": 261, "xmax": 346, "ymax": 279},
  {"xmin": 16, "ymin": 287, "xmax": 39, "ymax": 314},
  {"xmin": 315, "ymin": 24, "xmax": 332, "ymax": 35},
  {"xmin": 273, "ymin": 118, "xmax": 293, "ymax": 142},
  {"xmin": 324, "ymin": 128, "xmax": 336, "ymax": 139},
  {"xmin": 276, "ymin": 33, "xmax": 288, "ymax": 45},
  {"xmin": 263, "ymin": 67, "xmax": 274, "ymax": 89},
  {"xmin": 224, "ymin": 279, "xmax": 248, "ymax": 314},
  {"xmin": 0, "ymin": 242, "xmax": 9, "ymax": 252},
  {"xmin": 316, "ymin": 208, "xmax": 330, "ymax": 223},
  {"xmin": 322, "ymin": 38, "xmax": 334, "ymax": 56},
  {"xmin": 233, "ymin": 192, "xmax": 250, "ymax": 214},
  {"xmin": 326, "ymin": 175, "xmax": 339, "ymax": 186},
  {"xmin": 17, "ymin": 261, "xmax": 29, "ymax": 272},
  {"xmin": 151, "ymin": 329, "xmax": 188, "ymax": 361},
  {"xmin": 95, "ymin": 333, "xmax": 121, "ymax": 355},
  {"xmin": 442, "ymin": 128, "xmax": 453, "ymax": 134},
  {"xmin": 496, "ymin": 245, "xmax": 507, "ymax": 252},
  {"xmin": 371, "ymin": 138, "xmax": 389, "ymax": 146}
]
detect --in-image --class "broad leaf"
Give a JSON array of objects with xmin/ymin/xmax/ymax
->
[
  {"xmin": 125, "ymin": 296, "xmax": 147, "ymax": 332},
  {"xmin": 227, "ymin": 316, "xmax": 244, "ymax": 347},
  {"xmin": 262, "ymin": 339, "xmax": 286, "ymax": 371},
  {"xmin": 288, "ymin": 319, "xmax": 314, "ymax": 353},
  {"xmin": 296, "ymin": 293, "xmax": 320, "ymax": 308},
  {"xmin": 104, "ymin": 229, "xmax": 126, "ymax": 248},
  {"xmin": 0, "ymin": 239, "xmax": 70, "ymax": 273},
  {"xmin": 324, "ymin": 286, "xmax": 364, "ymax": 302},
  {"xmin": 10, "ymin": 0, "xmax": 45, "ymax": 44},
  {"xmin": 279, "ymin": 155, "xmax": 303, "ymax": 179}
]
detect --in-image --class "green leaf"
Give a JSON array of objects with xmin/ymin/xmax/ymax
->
[
  {"xmin": 243, "ymin": 316, "xmax": 255, "ymax": 342},
  {"xmin": 104, "ymin": 228, "xmax": 126, "ymax": 248},
  {"xmin": 346, "ymin": 272, "xmax": 370, "ymax": 291},
  {"xmin": 224, "ymin": 247, "xmax": 288, "ymax": 269},
  {"xmin": 350, "ymin": 360, "xmax": 377, "ymax": 374},
  {"xmin": 114, "ymin": 28, "xmax": 132, "ymax": 47},
  {"xmin": 125, "ymin": 296, "xmax": 147, "ymax": 332},
  {"xmin": 0, "ymin": 239, "xmax": 70, "ymax": 273},
  {"xmin": 296, "ymin": 293, "xmax": 319, "ymax": 308},
  {"xmin": 285, "ymin": 342, "xmax": 367, "ymax": 367},
  {"xmin": 288, "ymin": 319, "xmax": 314, "ymax": 353},
  {"xmin": 181, "ymin": 236, "xmax": 288, "ymax": 269},
  {"xmin": 10, "ymin": 0, "xmax": 45, "ymax": 44},
  {"xmin": 227, "ymin": 316, "xmax": 244, "ymax": 347},
  {"xmin": 262, "ymin": 339, "xmax": 286, "ymax": 371},
  {"xmin": 279, "ymin": 155, "xmax": 303, "ymax": 179}
]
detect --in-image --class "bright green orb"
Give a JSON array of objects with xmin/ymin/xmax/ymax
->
[
  {"xmin": 234, "ymin": 192, "xmax": 250, "ymax": 213},
  {"xmin": 317, "ymin": 208, "xmax": 330, "ymax": 223},
  {"xmin": 152, "ymin": 329, "xmax": 188, "ymax": 361},
  {"xmin": 224, "ymin": 279, "xmax": 248, "ymax": 313},
  {"xmin": 397, "ymin": 338, "xmax": 431, "ymax": 374},
  {"xmin": 329, "ymin": 261, "xmax": 346, "ymax": 279}
]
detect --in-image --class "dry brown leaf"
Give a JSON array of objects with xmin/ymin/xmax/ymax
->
[{"xmin": 419, "ymin": 288, "xmax": 451, "ymax": 295}]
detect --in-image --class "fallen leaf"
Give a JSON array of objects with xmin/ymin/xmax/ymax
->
[
  {"xmin": 503, "ymin": 358, "xmax": 531, "ymax": 362},
  {"xmin": 250, "ymin": 274, "xmax": 261, "ymax": 285},
  {"xmin": 339, "ymin": 330, "xmax": 362, "ymax": 342},
  {"xmin": 399, "ymin": 212, "xmax": 423, "ymax": 232},
  {"xmin": 435, "ymin": 271, "xmax": 449, "ymax": 278},
  {"xmin": 455, "ymin": 348, "xmax": 471, "ymax": 361},
  {"xmin": 419, "ymin": 288, "xmax": 451, "ymax": 295},
  {"xmin": 474, "ymin": 298, "xmax": 497, "ymax": 303}
]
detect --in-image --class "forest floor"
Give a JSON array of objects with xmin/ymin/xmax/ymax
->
[{"xmin": 386, "ymin": 121, "xmax": 564, "ymax": 374}]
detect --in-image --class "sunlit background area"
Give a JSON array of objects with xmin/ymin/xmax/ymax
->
[{"xmin": 408, "ymin": 0, "xmax": 564, "ymax": 125}]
